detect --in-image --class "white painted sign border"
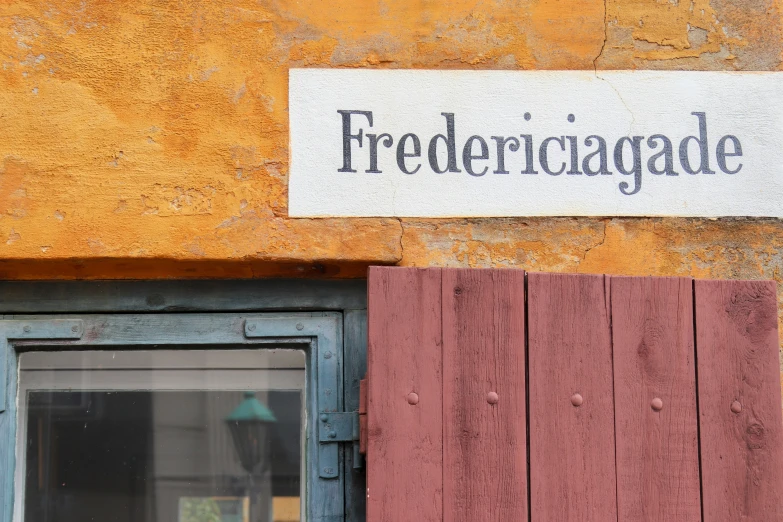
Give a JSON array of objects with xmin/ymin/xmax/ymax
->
[{"xmin": 289, "ymin": 69, "xmax": 783, "ymax": 218}]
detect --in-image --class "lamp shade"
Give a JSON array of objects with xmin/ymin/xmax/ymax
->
[{"xmin": 225, "ymin": 391, "xmax": 277, "ymax": 474}]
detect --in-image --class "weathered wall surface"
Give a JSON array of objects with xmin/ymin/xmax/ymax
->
[{"xmin": 1, "ymin": 1, "xmax": 783, "ymax": 357}]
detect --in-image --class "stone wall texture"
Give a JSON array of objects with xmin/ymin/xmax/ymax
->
[{"xmin": 1, "ymin": 1, "xmax": 782, "ymax": 372}]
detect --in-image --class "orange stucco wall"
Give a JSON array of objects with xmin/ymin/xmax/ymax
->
[{"xmin": 1, "ymin": 1, "xmax": 783, "ymax": 361}]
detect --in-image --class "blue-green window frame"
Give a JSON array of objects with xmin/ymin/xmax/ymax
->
[{"xmin": 0, "ymin": 279, "xmax": 368, "ymax": 522}]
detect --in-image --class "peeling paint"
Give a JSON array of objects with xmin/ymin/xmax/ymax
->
[{"xmin": 6, "ymin": 229, "xmax": 21, "ymax": 245}]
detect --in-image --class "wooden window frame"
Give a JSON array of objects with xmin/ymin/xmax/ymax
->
[{"xmin": 0, "ymin": 279, "xmax": 368, "ymax": 522}]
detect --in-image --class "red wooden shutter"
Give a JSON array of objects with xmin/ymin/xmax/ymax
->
[
  {"xmin": 527, "ymin": 272, "xmax": 617, "ymax": 519},
  {"xmin": 367, "ymin": 267, "xmax": 444, "ymax": 522},
  {"xmin": 366, "ymin": 267, "xmax": 783, "ymax": 522},
  {"xmin": 611, "ymin": 277, "xmax": 702, "ymax": 520},
  {"xmin": 695, "ymin": 280, "xmax": 783, "ymax": 521}
]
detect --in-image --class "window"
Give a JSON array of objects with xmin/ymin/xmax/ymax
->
[
  {"xmin": 16, "ymin": 349, "xmax": 305, "ymax": 522},
  {"xmin": 0, "ymin": 280, "xmax": 368, "ymax": 522}
]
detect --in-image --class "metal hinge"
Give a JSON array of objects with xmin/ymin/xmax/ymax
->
[
  {"xmin": 318, "ymin": 411, "xmax": 363, "ymax": 471},
  {"xmin": 318, "ymin": 378, "xmax": 368, "ymax": 472},
  {"xmin": 318, "ymin": 411, "xmax": 359, "ymax": 443}
]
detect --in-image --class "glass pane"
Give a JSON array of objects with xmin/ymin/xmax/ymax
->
[{"xmin": 16, "ymin": 350, "xmax": 305, "ymax": 522}]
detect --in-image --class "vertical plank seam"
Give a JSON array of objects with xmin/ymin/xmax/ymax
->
[
  {"xmin": 524, "ymin": 271, "xmax": 532, "ymax": 522},
  {"xmin": 691, "ymin": 279, "xmax": 706, "ymax": 522},
  {"xmin": 439, "ymin": 268, "xmax": 445, "ymax": 522},
  {"xmin": 608, "ymin": 275, "xmax": 620, "ymax": 522}
]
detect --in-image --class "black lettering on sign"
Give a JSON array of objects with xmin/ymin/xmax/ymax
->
[
  {"xmin": 540, "ymin": 137, "xmax": 567, "ymax": 176},
  {"xmin": 647, "ymin": 135, "xmax": 678, "ymax": 176},
  {"xmin": 366, "ymin": 133, "xmax": 394, "ymax": 174},
  {"xmin": 520, "ymin": 135, "xmax": 538, "ymax": 175},
  {"xmin": 615, "ymin": 136, "xmax": 644, "ymax": 196},
  {"xmin": 716, "ymin": 135, "xmax": 743, "ymax": 174},
  {"xmin": 679, "ymin": 112, "xmax": 716, "ymax": 175},
  {"xmin": 566, "ymin": 114, "xmax": 582, "ymax": 175},
  {"xmin": 582, "ymin": 135, "xmax": 611, "ymax": 176},
  {"xmin": 428, "ymin": 113, "xmax": 461, "ymax": 174},
  {"xmin": 396, "ymin": 133, "xmax": 422, "ymax": 175},
  {"xmin": 491, "ymin": 136, "xmax": 520, "ymax": 174},
  {"xmin": 337, "ymin": 110, "xmax": 373, "ymax": 173},
  {"xmin": 463, "ymin": 136, "xmax": 489, "ymax": 177},
  {"xmin": 335, "ymin": 110, "xmax": 744, "ymax": 196}
]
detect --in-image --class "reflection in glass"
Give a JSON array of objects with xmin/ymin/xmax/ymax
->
[{"xmin": 17, "ymin": 350, "xmax": 304, "ymax": 522}]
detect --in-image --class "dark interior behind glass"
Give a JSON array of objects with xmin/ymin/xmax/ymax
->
[{"xmin": 23, "ymin": 390, "xmax": 301, "ymax": 522}]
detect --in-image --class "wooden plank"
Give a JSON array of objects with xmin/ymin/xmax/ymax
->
[
  {"xmin": 367, "ymin": 267, "xmax": 443, "ymax": 522},
  {"xmin": 442, "ymin": 269, "xmax": 528, "ymax": 522},
  {"xmin": 611, "ymin": 276, "xmax": 701, "ymax": 521},
  {"xmin": 528, "ymin": 272, "xmax": 617, "ymax": 521},
  {"xmin": 344, "ymin": 309, "xmax": 368, "ymax": 522},
  {"xmin": 695, "ymin": 279, "xmax": 783, "ymax": 521}
]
